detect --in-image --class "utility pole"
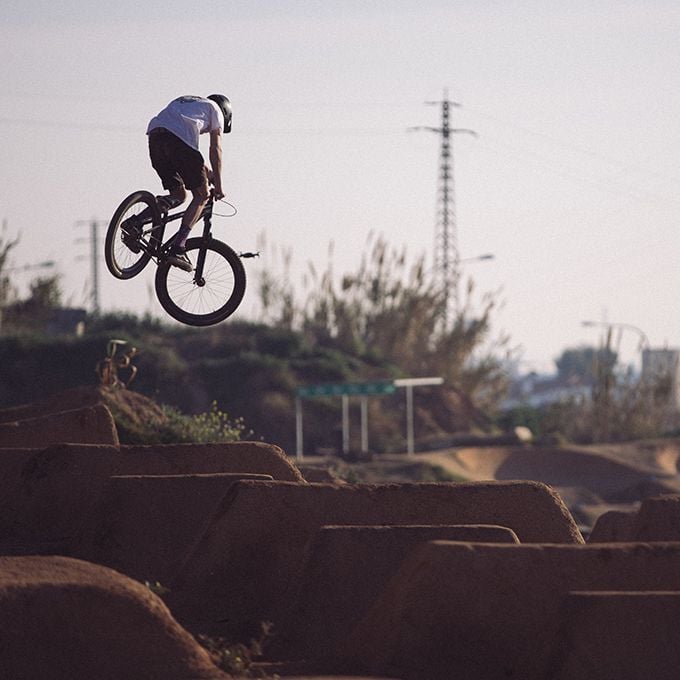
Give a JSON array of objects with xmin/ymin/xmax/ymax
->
[
  {"xmin": 76, "ymin": 219, "xmax": 105, "ymax": 314},
  {"xmin": 409, "ymin": 89, "xmax": 477, "ymax": 327}
]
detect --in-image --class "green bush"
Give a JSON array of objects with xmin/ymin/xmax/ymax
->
[
  {"xmin": 111, "ymin": 400, "xmax": 245, "ymax": 445},
  {"xmin": 197, "ymin": 622, "xmax": 276, "ymax": 678},
  {"xmin": 158, "ymin": 401, "xmax": 245, "ymax": 443}
]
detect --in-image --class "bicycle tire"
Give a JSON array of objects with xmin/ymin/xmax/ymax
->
[
  {"xmin": 154, "ymin": 237, "xmax": 246, "ymax": 326},
  {"xmin": 105, "ymin": 190, "xmax": 160, "ymax": 280}
]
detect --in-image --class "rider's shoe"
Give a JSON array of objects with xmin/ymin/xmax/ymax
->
[
  {"xmin": 121, "ymin": 216, "xmax": 142, "ymax": 253},
  {"xmin": 156, "ymin": 194, "xmax": 183, "ymax": 213},
  {"xmin": 166, "ymin": 247, "xmax": 193, "ymax": 272}
]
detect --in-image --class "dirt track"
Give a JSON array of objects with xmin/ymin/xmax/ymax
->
[
  {"xmin": 6, "ymin": 387, "xmax": 680, "ymax": 679},
  {"xmin": 419, "ymin": 441, "xmax": 680, "ymax": 527}
]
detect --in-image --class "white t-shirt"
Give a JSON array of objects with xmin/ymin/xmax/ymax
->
[{"xmin": 147, "ymin": 96, "xmax": 224, "ymax": 151}]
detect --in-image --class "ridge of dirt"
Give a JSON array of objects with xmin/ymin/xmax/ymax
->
[
  {"xmin": 418, "ymin": 443, "xmax": 680, "ymax": 529},
  {"xmin": 0, "ymin": 386, "xmax": 169, "ymax": 441}
]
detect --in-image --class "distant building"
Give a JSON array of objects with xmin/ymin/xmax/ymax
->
[
  {"xmin": 502, "ymin": 371, "xmax": 590, "ymax": 410},
  {"xmin": 0, "ymin": 306, "xmax": 87, "ymax": 337},
  {"xmin": 44, "ymin": 308, "xmax": 87, "ymax": 337}
]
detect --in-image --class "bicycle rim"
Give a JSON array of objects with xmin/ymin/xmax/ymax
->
[
  {"xmin": 104, "ymin": 191, "xmax": 158, "ymax": 280},
  {"xmin": 154, "ymin": 237, "xmax": 246, "ymax": 326}
]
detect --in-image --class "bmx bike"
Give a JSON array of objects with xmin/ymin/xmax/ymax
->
[{"xmin": 104, "ymin": 190, "xmax": 252, "ymax": 326}]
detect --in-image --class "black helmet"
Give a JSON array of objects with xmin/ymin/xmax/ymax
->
[{"xmin": 207, "ymin": 94, "xmax": 232, "ymax": 133}]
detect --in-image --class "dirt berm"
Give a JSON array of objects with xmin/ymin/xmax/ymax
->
[
  {"xmin": 165, "ymin": 479, "xmax": 581, "ymax": 634},
  {"xmin": 341, "ymin": 541, "xmax": 680, "ymax": 680},
  {"xmin": 0, "ymin": 555, "xmax": 228, "ymax": 680}
]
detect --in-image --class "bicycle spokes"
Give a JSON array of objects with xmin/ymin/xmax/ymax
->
[
  {"xmin": 104, "ymin": 191, "xmax": 160, "ymax": 280},
  {"xmin": 107, "ymin": 190, "xmax": 247, "ymax": 325},
  {"xmin": 154, "ymin": 237, "xmax": 246, "ymax": 326}
]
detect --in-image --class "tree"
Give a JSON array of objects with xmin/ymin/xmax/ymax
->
[
  {"xmin": 0, "ymin": 223, "xmax": 19, "ymax": 309},
  {"xmin": 525, "ymin": 338, "xmax": 672, "ymax": 444},
  {"xmin": 25, "ymin": 275, "xmax": 62, "ymax": 310},
  {"xmin": 3, "ymin": 273, "xmax": 63, "ymax": 329},
  {"xmin": 0, "ymin": 226, "xmax": 65, "ymax": 332},
  {"xmin": 258, "ymin": 233, "xmax": 511, "ymax": 433}
]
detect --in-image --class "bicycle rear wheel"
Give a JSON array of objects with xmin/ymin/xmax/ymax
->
[
  {"xmin": 154, "ymin": 237, "xmax": 246, "ymax": 326},
  {"xmin": 105, "ymin": 190, "xmax": 160, "ymax": 280}
]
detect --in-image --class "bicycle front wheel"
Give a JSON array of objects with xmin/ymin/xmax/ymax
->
[
  {"xmin": 154, "ymin": 237, "xmax": 246, "ymax": 326},
  {"xmin": 105, "ymin": 190, "xmax": 160, "ymax": 280}
]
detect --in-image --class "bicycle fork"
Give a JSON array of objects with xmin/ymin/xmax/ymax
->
[{"xmin": 192, "ymin": 207, "xmax": 214, "ymax": 286}]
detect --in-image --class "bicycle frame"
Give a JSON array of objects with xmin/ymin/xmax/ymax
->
[{"xmin": 137, "ymin": 199, "xmax": 215, "ymax": 282}]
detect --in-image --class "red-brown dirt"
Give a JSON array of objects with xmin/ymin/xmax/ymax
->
[
  {"xmin": 79, "ymin": 473, "xmax": 274, "ymax": 586},
  {"xmin": 165, "ymin": 479, "xmax": 581, "ymax": 636},
  {"xmin": 0, "ymin": 403, "xmax": 119, "ymax": 446},
  {"xmin": 0, "ymin": 386, "xmax": 114, "ymax": 423},
  {"xmin": 279, "ymin": 524, "xmax": 519, "ymax": 662},
  {"xmin": 0, "ymin": 444, "xmax": 119, "ymax": 551},
  {"xmin": 588, "ymin": 508, "xmax": 639, "ymax": 542},
  {"xmin": 547, "ymin": 591, "xmax": 680, "ymax": 680},
  {"xmin": 117, "ymin": 441, "xmax": 303, "ymax": 481},
  {"xmin": 0, "ymin": 442, "xmax": 290, "ymax": 553},
  {"xmin": 420, "ymin": 440, "xmax": 680, "ymax": 528},
  {"xmin": 629, "ymin": 494, "xmax": 680, "ymax": 541},
  {"xmin": 341, "ymin": 541, "xmax": 680, "ymax": 680},
  {"xmin": 6, "ymin": 388, "xmax": 680, "ymax": 678},
  {"xmin": 0, "ymin": 555, "xmax": 228, "ymax": 680}
]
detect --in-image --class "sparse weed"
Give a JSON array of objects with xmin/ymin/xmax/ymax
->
[
  {"xmin": 143, "ymin": 580, "xmax": 170, "ymax": 596},
  {"xmin": 197, "ymin": 622, "xmax": 278, "ymax": 678},
  {"xmin": 159, "ymin": 400, "xmax": 246, "ymax": 443}
]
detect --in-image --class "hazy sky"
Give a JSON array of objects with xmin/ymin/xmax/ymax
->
[{"xmin": 2, "ymin": 0, "xmax": 679, "ymax": 372}]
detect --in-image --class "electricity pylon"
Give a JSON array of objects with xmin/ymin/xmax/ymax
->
[{"xmin": 410, "ymin": 89, "xmax": 476, "ymax": 327}]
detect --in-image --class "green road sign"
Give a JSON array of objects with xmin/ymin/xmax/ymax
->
[{"xmin": 296, "ymin": 381, "xmax": 396, "ymax": 398}]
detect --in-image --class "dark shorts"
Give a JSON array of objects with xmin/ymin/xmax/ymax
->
[{"xmin": 148, "ymin": 128, "xmax": 207, "ymax": 192}]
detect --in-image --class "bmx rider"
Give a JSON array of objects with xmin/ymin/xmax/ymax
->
[{"xmin": 145, "ymin": 94, "xmax": 232, "ymax": 271}]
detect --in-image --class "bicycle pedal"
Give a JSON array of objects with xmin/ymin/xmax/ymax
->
[
  {"xmin": 239, "ymin": 251, "xmax": 260, "ymax": 259},
  {"xmin": 121, "ymin": 231, "xmax": 142, "ymax": 254},
  {"xmin": 167, "ymin": 255, "xmax": 193, "ymax": 272}
]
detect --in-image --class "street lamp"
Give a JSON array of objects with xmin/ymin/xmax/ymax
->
[
  {"xmin": 581, "ymin": 320, "xmax": 649, "ymax": 352},
  {"xmin": 459, "ymin": 253, "xmax": 494, "ymax": 265},
  {"xmin": 451, "ymin": 253, "xmax": 495, "ymax": 317},
  {"xmin": 4, "ymin": 260, "xmax": 55, "ymax": 274}
]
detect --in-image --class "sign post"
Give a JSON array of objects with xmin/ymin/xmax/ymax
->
[
  {"xmin": 295, "ymin": 381, "xmax": 397, "ymax": 459},
  {"xmin": 360, "ymin": 396, "xmax": 369, "ymax": 452},
  {"xmin": 394, "ymin": 377, "xmax": 445, "ymax": 456},
  {"xmin": 295, "ymin": 378, "xmax": 444, "ymax": 459}
]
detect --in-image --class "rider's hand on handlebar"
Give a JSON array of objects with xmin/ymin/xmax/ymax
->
[{"xmin": 205, "ymin": 167, "xmax": 224, "ymax": 201}]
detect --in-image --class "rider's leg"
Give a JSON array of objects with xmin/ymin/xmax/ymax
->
[
  {"xmin": 149, "ymin": 130, "xmax": 209, "ymax": 264},
  {"xmin": 165, "ymin": 176, "xmax": 209, "ymax": 271},
  {"xmin": 148, "ymin": 130, "xmax": 191, "ymax": 215},
  {"xmin": 172, "ymin": 176, "xmax": 210, "ymax": 252},
  {"xmin": 156, "ymin": 185, "xmax": 186, "ymax": 213},
  {"xmin": 122, "ymin": 185, "xmax": 184, "ymax": 239}
]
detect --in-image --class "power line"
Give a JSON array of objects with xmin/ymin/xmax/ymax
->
[
  {"xmin": 0, "ymin": 117, "xmax": 138, "ymax": 133},
  {"xmin": 0, "ymin": 116, "xmax": 404, "ymax": 136}
]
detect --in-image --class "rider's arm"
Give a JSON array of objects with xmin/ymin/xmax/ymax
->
[{"xmin": 208, "ymin": 130, "xmax": 224, "ymax": 200}]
